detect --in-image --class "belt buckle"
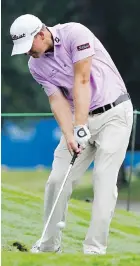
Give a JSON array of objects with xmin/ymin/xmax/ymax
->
[{"xmin": 102, "ymin": 103, "xmax": 114, "ymax": 113}]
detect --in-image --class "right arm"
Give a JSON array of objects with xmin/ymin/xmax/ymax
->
[
  {"xmin": 49, "ymin": 90, "xmax": 73, "ymax": 139},
  {"xmin": 49, "ymin": 90, "xmax": 80, "ymax": 154},
  {"xmin": 28, "ymin": 65, "xmax": 80, "ymax": 153}
]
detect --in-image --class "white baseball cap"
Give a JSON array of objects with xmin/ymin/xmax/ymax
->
[{"xmin": 10, "ymin": 14, "xmax": 43, "ymax": 56}]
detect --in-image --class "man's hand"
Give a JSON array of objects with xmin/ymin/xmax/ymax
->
[
  {"xmin": 65, "ymin": 135, "xmax": 81, "ymax": 155},
  {"xmin": 74, "ymin": 125, "xmax": 91, "ymax": 149},
  {"xmin": 65, "ymin": 124, "xmax": 91, "ymax": 155}
]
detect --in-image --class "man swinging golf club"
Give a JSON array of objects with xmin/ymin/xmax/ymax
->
[{"xmin": 10, "ymin": 14, "xmax": 133, "ymax": 255}]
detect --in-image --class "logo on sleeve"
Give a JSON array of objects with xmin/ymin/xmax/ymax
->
[{"xmin": 77, "ymin": 43, "xmax": 90, "ymax": 51}]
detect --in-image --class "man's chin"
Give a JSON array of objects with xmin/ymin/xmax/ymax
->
[{"xmin": 31, "ymin": 54, "xmax": 40, "ymax": 58}]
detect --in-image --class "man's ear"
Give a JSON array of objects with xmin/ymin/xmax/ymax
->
[{"xmin": 38, "ymin": 31, "xmax": 45, "ymax": 40}]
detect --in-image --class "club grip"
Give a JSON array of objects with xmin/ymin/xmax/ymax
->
[
  {"xmin": 70, "ymin": 152, "xmax": 78, "ymax": 165},
  {"xmin": 70, "ymin": 144, "xmax": 80, "ymax": 165}
]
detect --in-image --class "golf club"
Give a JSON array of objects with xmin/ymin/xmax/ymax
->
[
  {"xmin": 13, "ymin": 150, "xmax": 78, "ymax": 252},
  {"xmin": 35, "ymin": 150, "xmax": 78, "ymax": 252}
]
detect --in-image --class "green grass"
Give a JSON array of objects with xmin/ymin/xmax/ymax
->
[
  {"xmin": 2, "ymin": 169, "xmax": 140, "ymax": 201},
  {"xmin": 2, "ymin": 252, "xmax": 140, "ymax": 266},
  {"xmin": 1, "ymin": 170, "xmax": 140, "ymax": 266}
]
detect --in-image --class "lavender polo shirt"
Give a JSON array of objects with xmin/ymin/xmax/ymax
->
[{"xmin": 28, "ymin": 23, "xmax": 127, "ymax": 112}]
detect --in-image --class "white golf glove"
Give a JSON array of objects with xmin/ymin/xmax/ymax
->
[{"xmin": 74, "ymin": 125, "xmax": 91, "ymax": 149}]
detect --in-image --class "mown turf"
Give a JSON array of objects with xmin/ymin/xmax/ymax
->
[
  {"xmin": 2, "ymin": 169, "xmax": 140, "ymax": 201},
  {"xmin": 2, "ymin": 252, "xmax": 140, "ymax": 266},
  {"xmin": 1, "ymin": 170, "xmax": 140, "ymax": 265}
]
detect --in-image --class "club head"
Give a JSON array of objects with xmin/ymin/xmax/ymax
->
[{"xmin": 30, "ymin": 247, "xmax": 41, "ymax": 253}]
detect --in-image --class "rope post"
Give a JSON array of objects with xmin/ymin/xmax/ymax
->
[{"xmin": 126, "ymin": 110, "xmax": 138, "ymax": 211}]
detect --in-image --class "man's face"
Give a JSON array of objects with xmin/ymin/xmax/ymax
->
[{"xmin": 27, "ymin": 32, "xmax": 52, "ymax": 58}]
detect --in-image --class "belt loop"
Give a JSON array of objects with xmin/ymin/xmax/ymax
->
[
  {"xmin": 103, "ymin": 106, "xmax": 106, "ymax": 112},
  {"xmin": 110, "ymin": 103, "xmax": 114, "ymax": 108}
]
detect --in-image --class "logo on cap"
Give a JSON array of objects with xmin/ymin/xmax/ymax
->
[
  {"xmin": 31, "ymin": 25, "xmax": 41, "ymax": 35},
  {"xmin": 11, "ymin": 33, "xmax": 26, "ymax": 40}
]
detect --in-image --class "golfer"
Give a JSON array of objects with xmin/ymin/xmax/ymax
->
[{"xmin": 10, "ymin": 14, "xmax": 133, "ymax": 254}]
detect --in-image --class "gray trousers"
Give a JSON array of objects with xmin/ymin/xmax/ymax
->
[{"xmin": 39, "ymin": 100, "xmax": 133, "ymax": 254}]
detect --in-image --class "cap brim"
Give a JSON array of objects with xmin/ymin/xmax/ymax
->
[{"xmin": 11, "ymin": 36, "xmax": 34, "ymax": 56}]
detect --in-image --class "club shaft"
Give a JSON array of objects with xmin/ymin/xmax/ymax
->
[{"xmin": 38, "ymin": 154, "xmax": 77, "ymax": 248}]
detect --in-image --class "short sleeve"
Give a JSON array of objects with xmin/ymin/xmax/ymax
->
[
  {"xmin": 67, "ymin": 23, "xmax": 95, "ymax": 63},
  {"xmin": 28, "ymin": 66, "xmax": 59, "ymax": 96}
]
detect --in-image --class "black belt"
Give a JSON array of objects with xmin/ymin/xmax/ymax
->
[{"xmin": 89, "ymin": 93, "xmax": 131, "ymax": 115}]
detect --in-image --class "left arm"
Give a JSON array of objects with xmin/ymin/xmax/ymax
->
[
  {"xmin": 66, "ymin": 23, "xmax": 95, "ymax": 149},
  {"xmin": 73, "ymin": 56, "xmax": 92, "ymax": 126}
]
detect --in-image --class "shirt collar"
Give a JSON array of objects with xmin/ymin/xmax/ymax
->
[{"xmin": 47, "ymin": 25, "xmax": 61, "ymax": 46}]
